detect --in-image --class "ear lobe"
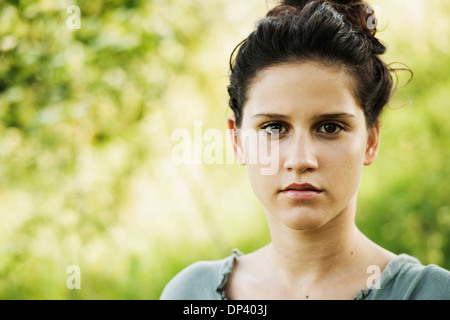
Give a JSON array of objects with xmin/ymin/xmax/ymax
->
[
  {"xmin": 227, "ymin": 116, "xmax": 246, "ymax": 165},
  {"xmin": 364, "ymin": 121, "xmax": 380, "ymax": 166}
]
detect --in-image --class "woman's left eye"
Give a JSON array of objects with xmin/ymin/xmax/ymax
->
[{"xmin": 318, "ymin": 122, "xmax": 344, "ymax": 134}]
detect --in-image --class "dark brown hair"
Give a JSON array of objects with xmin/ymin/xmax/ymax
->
[{"xmin": 228, "ymin": 0, "xmax": 405, "ymax": 128}]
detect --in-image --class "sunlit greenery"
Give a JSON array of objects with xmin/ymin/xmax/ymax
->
[{"xmin": 0, "ymin": 0, "xmax": 449, "ymax": 299}]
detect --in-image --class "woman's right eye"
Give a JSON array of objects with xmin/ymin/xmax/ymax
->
[{"xmin": 260, "ymin": 122, "xmax": 287, "ymax": 136}]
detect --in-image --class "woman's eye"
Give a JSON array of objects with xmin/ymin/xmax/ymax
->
[
  {"xmin": 260, "ymin": 122, "xmax": 287, "ymax": 136},
  {"xmin": 318, "ymin": 122, "xmax": 343, "ymax": 134}
]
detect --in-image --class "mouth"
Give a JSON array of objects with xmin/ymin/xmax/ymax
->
[{"xmin": 280, "ymin": 183, "xmax": 323, "ymax": 200}]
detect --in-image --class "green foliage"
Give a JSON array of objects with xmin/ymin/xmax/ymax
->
[{"xmin": 0, "ymin": 0, "xmax": 449, "ymax": 299}]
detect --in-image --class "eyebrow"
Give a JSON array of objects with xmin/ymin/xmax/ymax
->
[{"xmin": 251, "ymin": 112, "xmax": 356, "ymax": 121}]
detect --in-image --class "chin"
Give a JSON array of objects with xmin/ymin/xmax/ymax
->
[
  {"xmin": 284, "ymin": 218, "xmax": 328, "ymax": 231},
  {"xmin": 268, "ymin": 207, "xmax": 332, "ymax": 231}
]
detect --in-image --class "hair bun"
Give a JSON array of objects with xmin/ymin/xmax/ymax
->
[{"xmin": 271, "ymin": 0, "xmax": 384, "ymax": 54}]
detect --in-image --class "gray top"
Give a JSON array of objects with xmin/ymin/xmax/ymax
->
[{"xmin": 160, "ymin": 249, "xmax": 450, "ymax": 300}]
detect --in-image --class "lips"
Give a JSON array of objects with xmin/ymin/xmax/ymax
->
[{"xmin": 280, "ymin": 183, "xmax": 322, "ymax": 200}]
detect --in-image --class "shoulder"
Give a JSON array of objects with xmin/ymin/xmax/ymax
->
[
  {"xmin": 160, "ymin": 250, "xmax": 241, "ymax": 300},
  {"xmin": 370, "ymin": 254, "xmax": 450, "ymax": 300},
  {"xmin": 160, "ymin": 260, "xmax": 224, "ymax": 300},
  {"xmin": 409, "ymin": 262, "xmax": 450, "ymax": 299}
]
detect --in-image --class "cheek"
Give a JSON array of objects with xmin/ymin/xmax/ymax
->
[
  {"xmin": 246, "ymin": 163, "xmax": 273, "ymax": 190},
  {"xmin": 320, "ymin": 139, "xmax": 366, "ymax": 191},
  {"xmin": 246, "ymin": 163, "xmax": 279, "ymax": 209},
  {"xmin": 240, "ymin": 133, "xmax": 282, "ymax": 176}
]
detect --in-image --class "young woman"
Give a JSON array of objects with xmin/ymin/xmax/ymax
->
[{"xmin": 160, "ymin": 0, "xmax": 450, "ymax": 300}]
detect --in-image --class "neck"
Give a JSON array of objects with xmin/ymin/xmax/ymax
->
[{"xmin": 262, "ymin": 198, "xmax": 371, "ymax": 285}]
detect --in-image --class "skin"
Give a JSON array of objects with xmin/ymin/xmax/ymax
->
[{"xmin": 226, "ymin": 61, "xmax": 395, "ymax": 300}]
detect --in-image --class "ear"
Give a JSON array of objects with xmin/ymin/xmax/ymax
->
[
  {"xmin": 364, "ymin": 121, "xmax": 380, "ymax": 166},
  {"xmin": 227, "ymin": 116, "xmax": 246, "ymax": 165}
]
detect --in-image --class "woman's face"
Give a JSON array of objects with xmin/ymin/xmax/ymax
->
[{"xmin": 229, "ymin": 62, "xmax": 379, "ymax": 231}]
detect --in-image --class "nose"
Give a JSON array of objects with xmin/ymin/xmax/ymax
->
[{"xmin": 283, "ymin": 130, "xmax": 318, "ymax": 173}]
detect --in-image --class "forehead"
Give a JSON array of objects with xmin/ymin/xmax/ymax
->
[{"xmin": 243, "ymin": 62, "xmax": 361, "ymax": 120}]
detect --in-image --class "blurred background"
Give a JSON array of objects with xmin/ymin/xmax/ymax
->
[{"xmin": 0, "ymin": 0, "xmax": 449, "ymax": 299}]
